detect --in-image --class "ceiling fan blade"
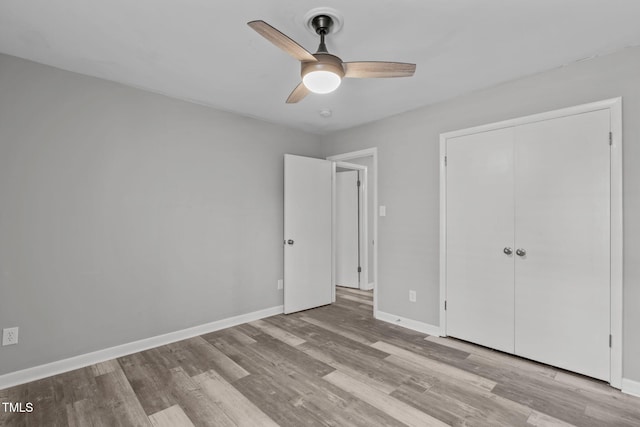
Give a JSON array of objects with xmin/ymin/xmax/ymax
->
[
  {"xmin": 343, "ymin": 62, "xmax": 416, "ymax": 78},
  {"xmin": 248, "ymin": 20, "xmax": 317, "ymax": 62},
  {"xmin": 286, "ymin": 82, "xmax": 310, "ymax": 104}
]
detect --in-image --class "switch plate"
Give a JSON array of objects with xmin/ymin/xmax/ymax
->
[
  {"xmin": 2, "ymin": 327, "xmax": 19, "ymax": 346},
  {"xmin": 379, "ymin": 205, "xmax": 386, "ymax": 217},
  {"xmin": 409, "ymin": 290, "xmax": 416, "ymax": 303},
  {"xmin": 277, "ymin": 279, "xmax": 283, "ymax": 290}
]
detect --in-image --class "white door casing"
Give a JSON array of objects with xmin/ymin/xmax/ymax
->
[
  {"xmin": 335, "ymin": 170, "xmax": 360, "ymax": 288},
  {"xmin": 284, "ymin": 154, "xmax": 332, "ymax": 314}
]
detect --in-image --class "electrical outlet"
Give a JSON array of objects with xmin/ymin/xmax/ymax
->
[
  {"xmin": 2, "ymin": 327, "xmax": 19, "ymax": 346},
  {"xmin": 409, "ymin": 290, "xmax": 416, "ymax": 303},
  {"xmin": 277, "ymin": 279, "xmax": 283, "ymax": 290}
]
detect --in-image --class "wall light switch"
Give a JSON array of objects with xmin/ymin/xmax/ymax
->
[
  {"xmin": 277, "ymin": 279, "xmax": 283, "ymax": 290},
  {"xmin": 409, "ymin": 290, "xmax": 416, "ymax": 303},
  {"xmin": 379, "ymin": 205, "xmax": 386, "ymax": 217}
]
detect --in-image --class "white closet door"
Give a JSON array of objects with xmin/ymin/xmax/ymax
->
[
  {"xmin": 446, "ymin": 127, "xmax": 516, "ymax": 353},
  {"xmin": 335, "ymin": 171, "xmax": 359, "ymax": 288},
  {"xmin": 514, "ymin": 110, "xmax": 610, "ymax": 381}
]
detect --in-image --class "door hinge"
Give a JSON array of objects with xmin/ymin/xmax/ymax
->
[
  {"xmin": 444, "ymin": 156, "xmax": 447, "ymax": 166},
  {"xmin": 609, "ymin": 132, "xmax": 613, "ymax": 146},
  {"xmin": 609, "ymin": 334, "xmax": 612, "ymax": 348},
  {"xmin": 357, "ymin": 180, "xmax": 361, "ymax": 187},
  {"xmin": 357, "ymin": 266, "xmax": 362, "ymax": 273},
  {"xmin": 444, "ymin": 300, "xmax": 447, "ymax": 310}
]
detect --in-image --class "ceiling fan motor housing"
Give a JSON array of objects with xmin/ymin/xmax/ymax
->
[{"xmin": 301, "ymin": 53, "xmax": 345, "ymax": 80}]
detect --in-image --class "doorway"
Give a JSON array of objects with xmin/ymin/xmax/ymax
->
[
  {"xmin": 328, "ymin": 148, "xmax": 378, "ymax": 316},
  {"xmin": 282, "ymin": 150, "xmax": 378, "ymax": 317},
  {"xmin": 335, "ymin": 167, "xmax": 363, "ymax": 289},
  {"xmin": 333, "ymin": 162, "xmax": 373, "ymax": 313}
]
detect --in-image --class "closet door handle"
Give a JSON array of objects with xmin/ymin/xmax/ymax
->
[
  {"xmin": 503, "ymin": 247, "xmax": 513, "ymax": 255},
  {"xmin": 516, "ymin": 248, "xmax": 527, "ymax": 257}
]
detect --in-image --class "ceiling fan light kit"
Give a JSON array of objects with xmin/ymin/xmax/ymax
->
[
  {"xmin": 302, "ymin": 54, "xmax": 345, "ymax": 94},
  {"xmin": 303, "ymin": 70, "xmax": 341, "ymax": 94},
  {"xmin": 248, "ymin": 13, "xmax": 416, "ymax": 103}
]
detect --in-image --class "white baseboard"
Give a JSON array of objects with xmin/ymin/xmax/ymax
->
[
  {"xmin": 375, "ymin": 310, "xmax": 442, "ymax": 337},
  {"xmin": 622, "ymin": 378, "xmax": 640, "ymax": 397},
  {"xmin": 0, "ymin": 305, "xmax": 283, "ymax": 390},
  {"xmin": 360, "ymin": 282, "xmax": 374, "ymax": 291}
]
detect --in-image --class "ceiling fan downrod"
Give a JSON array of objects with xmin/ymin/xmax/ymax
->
[{"xmin": 312, "ymin": 15, "xmax": 333, "ymax": 54}]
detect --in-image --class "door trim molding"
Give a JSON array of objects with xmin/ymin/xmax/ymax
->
[
  {"xmin": 327, "ymin": 148, "xmax": 379, "ymax": 316},
  {"xmin": 439, "ymin": 97, "xmax": 623, "ymax": 388}
]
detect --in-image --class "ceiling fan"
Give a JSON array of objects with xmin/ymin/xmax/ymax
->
[{"xmin": 247, "ymin": 15, "xmax": 416, "ymax": 103}]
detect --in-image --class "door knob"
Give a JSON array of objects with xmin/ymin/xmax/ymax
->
[
  {"xmin": 503, "ymin": 247, "xmax": 513, "ymax": 255},
  {"xmin": 516, "ymin": 248, "xmax": 527, "ymax": 257},
  {"xmin": 287, "ymin": 239, "xmax": 294, "ymax": 245}
]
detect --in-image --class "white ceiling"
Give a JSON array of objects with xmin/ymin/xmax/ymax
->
[{"xmin": 1, "ymin": 1, "xmax": 640, "ymax": 134}]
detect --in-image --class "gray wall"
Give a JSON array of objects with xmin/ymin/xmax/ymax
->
[
  {"xmin": 0, "ymin": 54, "xmax": 321, "ymax": 375},
  {"xmin": 321, "ymin": 46, "xmax": 640, "ymax": 382}
]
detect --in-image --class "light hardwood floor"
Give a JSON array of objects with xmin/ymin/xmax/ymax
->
[{"xmin": 2, "ymin": 287, "xmax": 639, "ymax": 426}]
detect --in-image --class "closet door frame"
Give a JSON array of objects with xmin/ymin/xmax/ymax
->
[{"xmin": 439, "ymin": 97, "xmax": 623, "ymax": 388}]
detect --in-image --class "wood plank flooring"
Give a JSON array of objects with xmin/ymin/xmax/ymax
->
[{"xmin": 2, "ymin": 287, "xmax": 639, "ymax": 426}]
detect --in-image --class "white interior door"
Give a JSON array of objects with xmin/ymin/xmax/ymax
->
[
  {"xmin": 514, "ymin": 110, "xmax": 611, "ymax": 381},
  {"xmin": 446, "ymin": 127, "xmax": 516, "ymax": 353},
  {"xmin": 284, "ymin": 154, "xmax": 332, "ymax": 314},
  {"xmin": 335, "ymin": 171, "xmax": 360, "ymax": 288}
]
